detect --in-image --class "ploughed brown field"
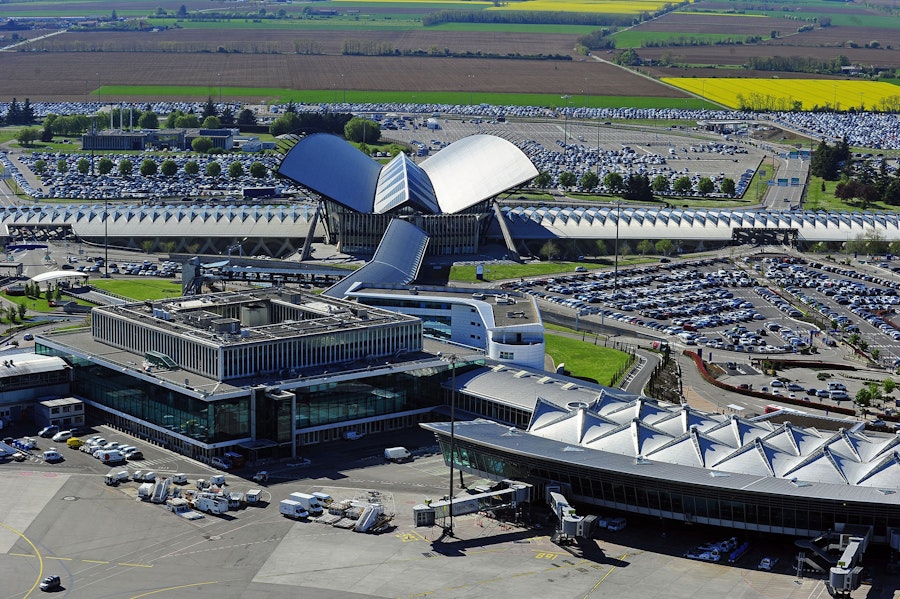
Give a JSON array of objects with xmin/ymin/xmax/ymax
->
[
  {"xmin": 634, "ymin": 13, "xmax": 796, "ymax": 37},
  {"xmin": 0, "ymin": 51, "xmax": 687, "ymax": 102},
  {"xmin": 639, "ymin": 43, "xmax": 900, "ymax": 70}
]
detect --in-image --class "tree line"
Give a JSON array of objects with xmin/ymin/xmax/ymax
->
[{"xmin": 812, "ymin": 138, "xmax": 900, "ymax": 208}]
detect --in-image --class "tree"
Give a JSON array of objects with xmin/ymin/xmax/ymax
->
[
  {"xmin": 344, "ymin": 117, "xmax": 380, "ymax": 144},
  {"xmin": 56, "ymin": 158, "xmax": 68, "ymax": 174},
  {"xmin": 539, "ymin": 240, "xmax": 561, "ymax": 261},
  {"xmin": 656, "ymin": 239, "xmax": 674, "ymax": 256},
  {"xmin": 651, "ymin": 175, "xmax": 669, "ymax": 194},
  {"xmin": 624, "ymin": 174, "xmax": 653, "ymax": 201},
  {"xmin": 17, "ymin": 302, "xmax": 26, "ymax": 320},
  {"xmin": 697, "ymin": 177, "xmax": 715, "ymax": 195},
  {"xmin": 98, "ymin": 157, "xmax": 114, "ymax": 175},
  {"xmin": 118, "ymin": 159, "xmax": 133, "ymax": 177},
  {"xmin": 140, "ymin": 159, "xmax": 158, "ymax": 176},
  {"xmin": 595, "ymin": 239, "xmax": 607, "ymax": 255},
  {"xmin": 580, "ymin": 171, "xmax": 599, "ymax": 191},
  {"xmin": 76, "ymin": 157, "xmax": 90, "ymax": 175},
  {"xmin": 175, "ymin": 114, "xmax": 200, "ymax": 129},
  {"xmin": 201, "ymin": 97, "xmax": 218, "ymax": 120},
  {"xmin": 206, "ymin": 161, "xmax": 222, "ymax": 177},
  {"xmin": 191, "ymin": 137, "xmax": 214, "ymax": 153},
  {"xmin": 673, "ymin": 176, "xmax": 692, "ymax": 194},
  {"xmin": 249, "ymin": 161, "xmax": 267, "ymax": 178},
  {"xmin": 269, "ymin": 111, "xmax": 303, "ymax": 136},
  {"xmin": 33, "ymin": 159, "xmax": 47, "ymax": 175},
  {"xmin": 558, "ymin": 171, "xmax": 576, "ymax": 189},
  {"xmin": 720, "ymin": 178, "xmax": 736, "ymax": 196},
  {"xmin": 160, "ymin": 159, "xmax": 178, "ymax": 177},
  {"xmin": 15, "ymin": 127, "xmax": 39, "ymax": 146},
  {"xmin": 884, "ymin": 378, "xmax": 896, "ymax": 395},
  {"xmin": 184, "ymin": 161, "xmax": 199, "ymax": 176},
  {"xmin": 236, "ymin": 108, "xmax": 257, "ymax": 126},
  {"xmin": 138, "ymin": 110, "xmax": 159, "ymax": 129},
  {"xmin": 636, "ymin": 239, "xmax": 654, "ymax": 256},
  {"xmin": 177, "ymin": 4, "xmax": 188, "ymax": 17},
  {"xmin": 202, "ymin": 116, "xmax": 221, "ymax": 129},
  {"xmin": 228, "ymin": 162, "xmax": 244, "ymax": 178},
  {"xmin": 40, "ymin": 123, "xmax": 53, "ymax": 143},
  {"xmin": 532, "ymin": 171, "xmax": 551, "ymax": 188},
  {"xmin": 603, "ymin": 172, "xmax": 624, "ymax": 192}
]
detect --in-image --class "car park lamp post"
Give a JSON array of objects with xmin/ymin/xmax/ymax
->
[
  {"xmin": 614, "ymin": 200, "xmax": 621, "ymax": 291},
  {"xmin": 560, "ymin": 95, "xmax": 572, "ymax": 150},
  {"xmin": 441, "ymin": 353, "xmax": 459, "ymax": 538}
]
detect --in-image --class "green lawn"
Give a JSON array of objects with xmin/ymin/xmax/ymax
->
[
  {"xmin": 450, "ymin": 261, "xmax": 594, "ymax": 283},
  {"xmin": 89, "ymin": 278, "xmax": 185, "ymax": 300},
  {"xmin": 544, "ymin": 332, "xmax": 630, "ymax": 385}
]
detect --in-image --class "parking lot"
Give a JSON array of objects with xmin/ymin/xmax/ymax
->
[{"xmin": 3, "ymin": 423, "xmax": 892, "ymax": 599}]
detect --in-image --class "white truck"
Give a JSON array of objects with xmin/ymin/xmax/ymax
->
[
  {"xmin": 137, "ymin": 482, "xmax": 154, "ymax": 500},
  {"xmin": 192, "ymin": 493, "xmax": 228, "ymax": 515},
  {"xmin": 279, "ymin": 499, "xmax": 309, "ymax": 519},
  {"xmin": 104, "ymin": 469, "xmax": 130, "ymax": 486},
  {"xmin": 597, "ymin": 516, "xmax": 627, "ymax": 531},
  {"xmin": 384, "ymin": 447, "xmax": 411, "ymax": 462},
  {"xmin": 288, "ymin": 492, "xmax": 323, "ymax": 516},
  {"xmin": 245, "ymin": 489, "xmax": 263, "ymax": 505}
]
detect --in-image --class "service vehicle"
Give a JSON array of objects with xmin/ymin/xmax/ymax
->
[
  {"xmin": 210, "ymin": 456, "xmax": 232, "ymax": 470},
  {"xmin": 279, "ymin": 499, "xmax": 309, "ymax": 519},
  {"xmin": 384, "ymin": 446, "xmax": 411, "ymax": 462},
  {"xmin": 758, "ymin": 556, "xmax": 779, "ymax": 571},
  {"xmin": 343, "ymin": 431, "xmax": 365, "ymax": 441},
  {"xmin": 228, "ymin": 491, "xmax": 245, "ymax": 509},
  {"xmin": 104, "ymin": 469, "xmax": 130, "ymax": 486},
  {"xmin": 171, "ymin": 473, "xmax": 188, "ymax": 484},
  {"xmin": 597, "ymin": 516, "xmax": 627, "ymax": 531},
  {"xmin": 287, "ymin": 492, "xmax": 323, "ymax": 516},
  {"xmin": 245, "ymin": 489, "xmax": 263, "ymax": 505},
  {"xmin": 66, "ymin": 437, "xmax": 84, "ymax": 449},
  {"xmin": 252, "ymin": 471, "xmax": 269, "ymax": 484},
  {"xmin": 192, "ymin": 493, "xmax": 229, "ymax": 515},
  {"xmin": 38, "ymin": 425, "xmax": 59, "ymax": 438},
  {"xmin": 209, "ymin": 474, "xmax": 225, "ymax": 487}
]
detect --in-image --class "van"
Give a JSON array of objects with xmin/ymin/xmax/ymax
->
[
  {"xmin": 827, "ymin": 382, "xmax": 847, "ymax": 391},
  {"xmin": 210, "ymin": 456, "xmax": 232, "ymax": 470},
  {"xmin": 384, "ymin": 447, "xmax": 412, "ymax": 462},
  {"xmin": 42, "ymin": 448, "xmax": 63, "ymax": 462},
  {"xmin": 209, "ymin": 474, "xmax": 226, "ymax": 487},
  {"xmin": 98, "ymin": 449, "xmax": 126, "ymax": 464},
  {"xmin": 171, "ymin": 473, "xmax": 188, "ymax": 485}
]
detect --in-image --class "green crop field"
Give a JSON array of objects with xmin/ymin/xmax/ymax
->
[
  {"xmin": 95, "ymin": 85, "xmax": 705, "ymax": 108},
  {"xmin": 611, "ymin": 31, "xmax": 750, "ymax": 49}
]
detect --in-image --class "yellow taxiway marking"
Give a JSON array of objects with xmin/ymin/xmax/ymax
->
[
  {"xmin": 118, "ymin": 562, "xmax": 153, "ymax": 568},
  {"xmin": 82, "ymin": 559, "xmax": 110, "ymax": 564},
  {"xmin": 1, "ymin": 520, "xmax": 45, "ymax": 599},
  {"xmin": 583, "ymin": 553, "xmax": 628, "ymax": 598},
  {"xmin": 45, "ymin": 556, "xmax": 73, "ymax": 561},
  {"xmin": 129, "ymin": 581, "xmax": 218, "ymax": 598},
  {"xmin": 8, "ymin": 552, "xmax": 148, "ymax": 568}
]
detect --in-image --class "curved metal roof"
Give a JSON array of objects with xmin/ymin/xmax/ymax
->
[
  {"xmin": 421, "ymin": 134, "xmax": 539, "ymax": 214},
  {"xmin": 277, "ymin": 134, "xmax": 537, "ymax": 215},
  {"xmin": 277, "ymin": 133, "xmax": 381, "ymax": 212}
]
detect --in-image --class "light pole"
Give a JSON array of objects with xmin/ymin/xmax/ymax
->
[
  {"xmin": 614, "ymin": 200, "xmax": 621, "ymax": 291},
  {"xmin": 103, "ymin": 197, "xmax": 109, "ymax": 278},
  {"xmin": 468, "ymin": 74, "xmax": 475, "ymax": 106},
  {"xmin": 442, "ymin": 353, "xmax": 459, "ymax": 538},
  {"xmin": 560, "ymin": 95, "xmax": 571, "ymax": 149}
]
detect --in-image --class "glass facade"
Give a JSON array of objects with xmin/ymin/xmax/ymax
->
[
  {"xmin": 436, "ymin": 435, "xmax": 900, "ymax": 540},
  {"xmin": 41, "ymin": 349, "xmax": 250, "ymax": 444},
  {"xmin": 295, "ymin": 367, "xmax": 443, "ymax": 429}
]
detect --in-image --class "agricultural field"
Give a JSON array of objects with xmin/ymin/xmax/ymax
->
[
  {"xmin": 663, "ymin": 77, "xmax": 900, "ymax": 111},
  {"xmin": 1, "ymin": 0, "xmax": 899, "ymax": 108}
]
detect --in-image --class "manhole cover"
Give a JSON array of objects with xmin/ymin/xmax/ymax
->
[{"xmin": 62, "ymin": 496, "xmax": 77, "ymax": 501}]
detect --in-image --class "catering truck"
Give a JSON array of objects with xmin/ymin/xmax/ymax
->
[{"xmin": 288, "ymin": 492, "xmax": 323, "ymax": 516}]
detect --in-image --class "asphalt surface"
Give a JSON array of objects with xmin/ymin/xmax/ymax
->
[{"xmin": 4, "ymin": 422, "xmax": 897, "ymax": 599}]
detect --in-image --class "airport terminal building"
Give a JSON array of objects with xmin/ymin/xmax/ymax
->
[
  {"xmin": 422, "ymin": 364, "xmax": 900, "ymax": 546},
  {"xmin": 34, "ymin": 288, "xmax": 474, "ymax": 460}
]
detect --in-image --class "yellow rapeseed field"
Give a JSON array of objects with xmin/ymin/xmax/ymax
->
[{"xmin": 663, "ymin": 78, "xmax": 900, "ymax": 111}]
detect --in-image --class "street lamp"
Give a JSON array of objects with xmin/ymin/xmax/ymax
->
[
  {"xmin": 103, "ymin": 197, "xmax": 109, "ymax": 278},
  {"xmin": 441, "ymin": 353, "xmax": 459, "ymax": 538},
  {"xmin": 560, "ymin": 95, "xmax": 572, "ymax": 149},
  {"xmin": 614, "ymin": 200, "xmax": 621, "ymax": 291}
]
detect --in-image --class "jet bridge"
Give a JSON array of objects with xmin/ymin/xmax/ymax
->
[{"xmin": 412, "ymin": 480, "xmax": 532, "ymax": 527}]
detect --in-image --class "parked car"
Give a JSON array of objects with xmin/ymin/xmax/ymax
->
[
  {"xmin": 38, "ymin": 425, "xmax": 59, "ymax": 438},
  {"xmin": 211, "ymin": 456, "xmax": 232, "ymax": 470},
  {"xmin": 758, "ymin": 557, "xmax": 779, "ymax": 571},
  {"xmin": 39, "ymin": 575, "xmax": 61, "ymax": 591},
  {"xmin": 51, "ymin": 430, "xmax": 73, "ymax": 442}
]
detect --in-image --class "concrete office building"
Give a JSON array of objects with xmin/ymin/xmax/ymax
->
[
  {"xmin": 346, "ymin": 283, "xmax": 545, "ymax": 370},
  {"xmin": 0, "ymin": 353, "xmax": 71, "ymax": 429},
  {"xmin": 35, "ymin": 287, "xmax": 468, "ymax": 461}
]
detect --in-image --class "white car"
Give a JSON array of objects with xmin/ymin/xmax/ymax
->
[
  {"xmin": 758, "ymin": 557, "xmax": 779, "ymax": 571},
  {"xmin": 51, "ymin": 430, "xmax": 73, "ymax": 442}
]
